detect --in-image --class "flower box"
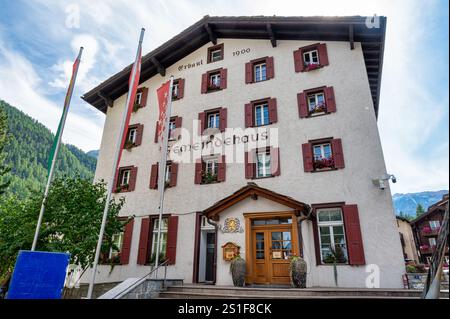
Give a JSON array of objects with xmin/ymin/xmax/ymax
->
[
  {"xmin": 422, "ymin": 226, "xmax": 432, "ymax": 234},
  {"xmin": 202, "ymin": 172, "xmax": 218, "ymax": 184},
  {"xmin": 313, "ymin": 157, "xmax": 335, "ymax": 170},
  {"xmin": 310, "ymin": 103, "xmax": 327, "ymax": 114},
  {"xmin": 123, "ymin": 140, "xmax": 135, "ymax": 150},
  {"xmin": 132, "ymin": 103, "xmax": 141, "ymax": 112},
  {"xmin": 303, "ymin": 63, "xmax": 321, "ymax": 71},
  {"xmin": 207, "ymin": 83, "xmax": 221, "ymax": 91}
]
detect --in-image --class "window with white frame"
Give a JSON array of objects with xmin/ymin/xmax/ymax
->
[
  {"xmin": 313, "ymin": 143, "xmax": 332, "ymax": 161},
  {"xmin": 207, "ymin": 112, "xmax": 220, "ymax": 129},
  {"xmin": 135, "ymin": 91, "xmax": 142, "ymax": 105},
  {"xmin": 317, "ymin": 208, "xmax": 348, "ymax": 264},
  {"xmin": 254, "ymin": 103, "xmax": 269, "ymax": 126},
  {"xmin": 168, "ymin": 120, "xmax": 176, "ymax": 139},
  {"xmin": 205, "ymin": 158, "xmax": 219, "ymax": 176},
  {"xmin": 210, "ymin": 49, "xmax": 222, "ymax": 62},
  {"xmin": 209, "ymin": 73, "xmax": 221, "ymax": 88},
  {"xmin": 150, "ymin": 217, "xmax": 168, "ymax": 262},
  {"xmin": 109, "ymin": 232, "xmax": 124, "ymax": 261},
  {"xmin": 254, "ymin": 62, "xmax": 267, "ymax": 82},
  {"xmin": 256, "ymin": 150, "xmax": 271, "ymax": 178},
  {"xmin": 128, "ymin": 127, "xmax": 137, "ymax": 144},
  {"xmin": 429, "ymin": 238, "xmax": 437, "ymax": 247},
  {"xmin": 307, "ymin": 92, "xmax": 326, "ymax": 114},
  {"xmin": 164, "ymin": 164, "xmax": 171, "ymax": 184},
  {"xmin": 303, "ymin": 49, "xmax": 319, "ymax": 65},
  {"xmin": 120, "ymin": 169, "xmax": 130, "ymax": 186},
  {"xmin": 429, "ymin": 220, "xmax": 440, "ymax": 229},
  {"xmin": 172, "ymin": 82, "xmax": 179, "ymax": 98}
]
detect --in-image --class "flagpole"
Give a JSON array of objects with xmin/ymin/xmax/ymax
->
[
  {"xmin": 31, "ymin": 47, "xmax": 84, "ymax": 251},
  {"xmin": 86, "ymin": 28, "xmax": 145, "ymax": 299},
  {"xmin": 154, "ymin": 76, "xmax": 174, "ymax": 270}
]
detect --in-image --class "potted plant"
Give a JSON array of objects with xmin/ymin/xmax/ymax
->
[
  {"xmin": 303, "ymin": 62, "xmax": 320, "ymax": 71},
  {"xmin": 123, "ymin": 140, "xmax": 134, "ymax": 150},
  {"xmin": 132, "ymin": 102, "xmax": 141, "ymax": 112},
  {"xmin": 324, "ymin": 245, "xmax": 347, "ymax": 287},
  {"xmin": 313, "ymin": 157, "xmax": 335, "ymax": 170},
  {"xmin": 289, "ymin": 255, "xmax": 307, "ymax": 288},
  {"xmin": 311, "ymin": 103, "xmax": 327, "ymax": 114},
  {"xmin": 230, "ymin": 255, "xmax": 246, "ymax": 287},
  {"xmin": 208, "ymin": 83, "xmax": 221, "ymax": 91},
  {"xmin": 202, "ymin": 171, "xmax": 218, "ymax": 184}
]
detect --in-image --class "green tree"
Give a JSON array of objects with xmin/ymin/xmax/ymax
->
[
  {"xmin": 0, "ymin": 177, "xmax": 128, "ymax": 279},
  {"xmin": 0, "ymin": 107, "xmax": 10, "ymax": 195},
  {"xmin": 416, "ymin": 203, "xmax": 426, "ymax": 218}
]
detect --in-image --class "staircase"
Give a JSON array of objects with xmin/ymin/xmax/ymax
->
[{"xmin": 158, "ymin": 285, "xmax": 449, "ymax": 299}]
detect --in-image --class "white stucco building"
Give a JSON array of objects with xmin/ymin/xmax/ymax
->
[{"xmin": 81, "ymin": 15, "xmax": 405, "ymax": 288}]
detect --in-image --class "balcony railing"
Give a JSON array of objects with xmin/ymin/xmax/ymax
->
[{"xmin": 422, "ymin": 226, "xmax": 441, "ymax": 237}]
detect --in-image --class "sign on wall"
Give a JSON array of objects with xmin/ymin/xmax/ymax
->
[{"xmin": 219, "ymin": 217, "xmax": 244, "ymax": 233}]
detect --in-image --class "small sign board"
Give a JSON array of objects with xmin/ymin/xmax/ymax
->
[
  {"xmin": 222, "ymin": 242, "xmax": 240, "ymax": 261},
  {"xmin": 7, "ymin": 250, "xmax": 70, "ymax": 299}
]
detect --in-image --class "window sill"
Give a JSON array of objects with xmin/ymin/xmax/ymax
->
[
  {"xmin": 301, "ymin": 65, "xmax": 325, "ymax": 72},
  {"xmin": 307, "ymin": 112, "xmax": 330, "ymax": 118},
  {"xmin": 252, "ymin": 175, "xmax": 275, "ymax": 180},
  {"xmin": 251, "ymin": 122, "xmax": 275, "ymax": 128},
  {"xmin": 206, "ymin": 88, "xmax": 223, "ymax": 93},
  {"xmin": 311, "ymin": 168, "xmax": 338, "ymax": 173},
  {"xmin": 208, "ymin": 58, "xmax": 223, "ymax": 64},
  {"xmin": 317, "ymin": 263, "xmax": 349, "ymax": 267},
  {"xmin": 250, "ymin": 78, "xmax": 271, "ymax": 84},
  {"xmin": 200, "ymin": 181, "xmax": 221, "ymax": 185}
]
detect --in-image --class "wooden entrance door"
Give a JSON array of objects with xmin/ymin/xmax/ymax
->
[{"xmin": 251, "ymin": 225, "xmax": 296, "ymax": 284}]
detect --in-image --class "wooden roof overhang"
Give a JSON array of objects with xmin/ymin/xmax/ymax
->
[
  {"xmin": 202, "ymin": 183, "xmax": 310, "ymax": 221},
  {"xmin": 82, "ymin": 15, "xmax": 386, "ymax": 118}
]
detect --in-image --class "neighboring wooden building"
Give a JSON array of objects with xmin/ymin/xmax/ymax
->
[
  {"xmin": 396, "ymin": 216, "xmax": 419, "ymax": 264},
  {"xmin": 411, "ymin": 194, "xmax": 449, "ymax": 265}
]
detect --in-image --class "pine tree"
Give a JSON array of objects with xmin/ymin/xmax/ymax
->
[
  {"xmin": 416, "ymin": 203, "xmax": 426, "ymax": 218},
  {"xmin": 0, "ymin": 107, "xmax": 10, "ymax": 195}
]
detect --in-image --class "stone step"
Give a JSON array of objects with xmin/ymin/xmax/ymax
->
[
  {"xmin": 161, "ymin": 285, "xmax": 449, "ymax": 299},
  {"xmin": 158, "ymin": 291, "xmax": 420, "ymax": 299}
]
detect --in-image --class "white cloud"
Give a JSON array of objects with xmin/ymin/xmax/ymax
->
[
  {"xmin": 0, "ymin": 0, "xmax": 447, "ymax": 193},
  {"xmin": 0, "ymin": 38, "xmax": 103, "ymax": 151}
]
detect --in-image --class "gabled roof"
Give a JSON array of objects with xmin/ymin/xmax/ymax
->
[
  {"xmin": 82, "ymin": 15, "xmax": 386, "ymax": 117},
  {"xmin": 203, "ymin": 182, "xmax": 310, "ymax": 221},
  {"xmin": 410, "ymin": 194, "xmax": 449, "ymax": 225}
]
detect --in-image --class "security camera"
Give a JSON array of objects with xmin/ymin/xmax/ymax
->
[{"xmin": 372, "ymin": 174, "xmax": 397, "ymax": 189}]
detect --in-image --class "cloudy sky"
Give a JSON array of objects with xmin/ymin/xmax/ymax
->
[{"xmin": 0, "ymin": 0, "xmax": 448, "ymax": 194}]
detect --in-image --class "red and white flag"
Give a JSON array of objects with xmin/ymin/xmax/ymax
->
[
  {"xmin": 114, "ymin": 38, "xmax": 142, "ymax": 181},
  {"xmin": 156, "ymin": 80, "xmax": 171, "ymax": 143}
]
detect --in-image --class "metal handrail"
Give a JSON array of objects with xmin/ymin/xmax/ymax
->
[{"xmin": 112, "ymin": 259, "xmax": 170, "ymax": 299}]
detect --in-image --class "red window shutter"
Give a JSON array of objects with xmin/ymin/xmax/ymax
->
[
  {"xmin": 170, "ymin": 162, "xmax": 178, "ymax": 187},
  {"xmin": 137, "ymin": 218, "xmax": 151, "ymax": 265},
  {"xmin": 198, "ymin": 112, "xmax": 206, "ymax": 135},
  {"xmin": 112, "ymin": 170, "xmax": 119, "ymax": 193},
  {"xmin": 135, "ymin": 124, "xmax": 143, "ymax": 146},
  {"xmin": 219, "ymin": 108, "xmax": 227, "ymax": 132},
  {"xmin": 245, "ymin": 62, "xmax": 253, "ymax": 84},
  {"xmin": 194, "ymin": 159, "xmax": 203, "ymax": 184},
  {"xmin": 120, "ymin": 219, "xmax": 134, "ymax": 265},
  {"xmin": 150, "ymin": 163, "xmax": 158, "ymax": 189},
  {"xmin": 154, "ymin": 121, "xmax": 159, "ymax": 143},
  {"xmin": 325, "ymin": 86, "xmax": 336, "ymax": 113},
  {"xmin": 173, "ymin": 116, "xmax": 182, "ymax": 140},
  {"xmin": 266, "ymin": 56, "xmax": 274, "ymax": 79},
  {"xmin": 298, "ymin": 92, "xmax": 308, "ymax": 118},
  {"xmin": 177, "ymin": 79, "xmax": 185, "ymax": 98},
  {"xmin": 140, "ymin": 88, "xmax": 148, "ymax": 107},
  {"xmin": 331, "ymin": 138, "xmax": 345, "ymax": 169},
  {"xmin": 245, "ymin": 103, "xmax": 254, "ymax": 128},
  {"xmin": 175, "ymin": 116, "xmax": 182, "ymax": 129},
  {"xmin": 166, "ymin": 216, "xmax": 179, "ymax": 265},
  {"xmin": 343, "ymin": 204, "xmax": 365, "ymax": 265},
  {"xmin": 268, "ymin": 98, "xmax": 278, "ymax": 124},
  {"xmin": 128, "ymin": 166, "xmax": 138, "ymax": 191},
  {"xmin": 201, "ymin": 73, "xmax": 208, "ymax": 94},
  {"xmin": 302, "ymin": 143, "xmax": 314, "ymax": 172},
  {"xmin": 293, "ymin": 49, "xmax": 303, "ymax": 72},
  {"xmin": 217, "ymin": 155, "xmax": 226, "ymax": 182},
  {"xmin": 220, "ymin": 68, "xmax": 227, "ymax": 89},
  {"xmin": 318, "ymin": 43, "xmax": 329, "ymax": 66},
  {"xmin": 245, "ymin": 151, "xmax": 255, "ymax": 179},
  {"xmin": 270, "ymin": 147, "xmax": 280, "ymax": 176}
]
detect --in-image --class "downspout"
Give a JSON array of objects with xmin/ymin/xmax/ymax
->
[
  {"xmin": 296, "ymin": 205, "xmax": 312, "ymax": 258},
  {"xmin": 206, "ymin": 217, "xmax": 219, "ymax": 285}
]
